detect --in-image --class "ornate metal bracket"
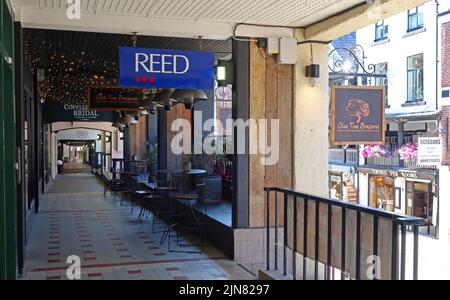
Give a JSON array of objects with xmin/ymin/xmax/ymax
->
[{"xmin": 329, "ymin": 44, "xmax": 376, "ymax": 75}]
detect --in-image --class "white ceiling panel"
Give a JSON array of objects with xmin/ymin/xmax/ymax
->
[{"xmin": 12, "ymin": 0, "xmax": 365, "ymax": 26}]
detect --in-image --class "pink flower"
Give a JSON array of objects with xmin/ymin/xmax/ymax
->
[
  {"xmin": 398, "ymin": 143, "xmax": 418, "ymax": 161},
  {"xmin": 363, "ymin": 144, "xmax": 391, "ymax": 159}
]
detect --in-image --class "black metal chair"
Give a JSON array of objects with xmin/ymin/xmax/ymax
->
[{"xmin": 163, "ymin": 174, "xmax": 207, "ymax": 253}]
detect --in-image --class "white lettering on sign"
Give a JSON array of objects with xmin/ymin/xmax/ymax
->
[{"xmin": 135, "ymin": 53, "xmax": 190, "ymax": 75}]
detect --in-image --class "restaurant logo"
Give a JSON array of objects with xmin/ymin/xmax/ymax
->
[
  {"xmin": 331, "ymin": 86, "xmax": 385, "ymax": 145},
  {"xmin": 345, "ymin": 99, "xmax": 370, "ymax": 124},
  {"xmin": 119, "ymin": 47, "xmax": 215, "ymax": 90}
]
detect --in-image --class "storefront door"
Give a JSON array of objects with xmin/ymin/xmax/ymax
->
[
  {"xmin": 407, "ymin": 182, "xmax": 433, "ymax": 225},
  {"xmin": 0, "ymin": 0, "xmax": 18, "ymax": 279}
]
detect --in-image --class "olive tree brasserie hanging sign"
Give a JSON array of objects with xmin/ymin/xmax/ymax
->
[
  {"xmin": 119, "ymin": 47, "xmax": 215, "ymax": 90},
  {"xmin": 331, "ymin": 86, "xmax": 386, "ymax": 145},
  {"xmin": 88, "ymin": 86, "xmax": 146, "ymax": 110}
]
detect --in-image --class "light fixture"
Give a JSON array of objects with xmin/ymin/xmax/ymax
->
[
  {"xmin": 118, "ymin": 114, "xmax": 137, "ymax": 124},
  {"xmin": 135, "ymin": 109, "xmax": 149, "ymax": 116},
  {"xmin": 119, "ymin": 132, "xmax": 124, "ymax": 140},
  {"xmin": 216, "ymin": 65, "xmax": 226, "ymax": 81},
  {"xmin": 216, "ymin": 60, "xmax": 233, "ymax": 87},
  {"xmin": 305, "ymin": 43, "xmax": 320, "ymax": 88},
  {"xmin": 171, "ymin": 89, "xmax": 208, "ymax": 109},
  {"xmin": 97, "ymin": 134, "xmax": 101, "ymax": 141},
  {"xmin": 155, "ymin": 89, "xmax": 176, "ymax": 111},
  {"xmin": 112, "ymin": 122, "xmax": 125, "ymax": 130}
]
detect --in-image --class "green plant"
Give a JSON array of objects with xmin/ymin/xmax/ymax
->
[{"xmin": 144, "ymin": 143, "xmax": 158, "ymax": 163}]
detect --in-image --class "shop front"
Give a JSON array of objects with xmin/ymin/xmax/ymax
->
[
  {"xmin": 328, "ymin": 165, "xmax": 358, "ymax": 203},
  {"xmin": 359, "ymin": 167, "xmax": 438, "ymax": 236}
]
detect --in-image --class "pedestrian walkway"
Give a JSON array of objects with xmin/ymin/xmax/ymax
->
[{"xmin": 22, "ymin": 173, "xmax": 255, "ymax": 280}]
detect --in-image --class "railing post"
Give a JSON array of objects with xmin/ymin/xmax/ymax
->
[
  {"xmin": 356, "ymin": 211, "xmax": 361, "ymax": 280},
  {"xmin": 275, "ymin": 192, "xmax": 278, "ymax": 270},
  {"xmin": 293, "ymin": 196, "xmax": 297, "ymax": 280},
  {"xmin": 373, "ymin": 216, "xmax": 379, "ymax": 280},
  {"xmin": 341, "ymin": 206, "xmax": 346, "ymax": 280},
  {"xmin": 413, "ymin": 226, "xmax": 419, "ymax": 280},
  {"xmin": 266, "ymin": 189, "xmax": 270, "ymax": 271},
  {"xmin": 401, "ymin": 224, "xmax": 406, "ymax": 280},
  {"xmin": 283, "ymin": 193, "xmax": 288, "ymax": 276},
  {"xmin": 314, "ymin": 200, "xmax": 320, "ymax": 280},
  {"xmin": 327, "ymin": 204, "xmax": 332, "ymax": 280},
  {"xmin": 303, "ymin": 197, "xmax": 308, "ymax": 280}
]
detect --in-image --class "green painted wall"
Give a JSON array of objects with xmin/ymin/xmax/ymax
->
[{"xmin": 0, "ymin": 0, "xmax": 17, "ymax": 280}]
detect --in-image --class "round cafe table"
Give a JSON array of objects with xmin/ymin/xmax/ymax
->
[{"xmin": 173, "ymin": 169, "xmax": 207, "ymax": 176}]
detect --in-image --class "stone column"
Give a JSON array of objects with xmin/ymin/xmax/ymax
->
[{"xmin": 293, "ymin": 30, "xmax": 330, "ymax": 197}]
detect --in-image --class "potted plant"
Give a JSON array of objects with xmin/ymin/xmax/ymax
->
[
  {"xmin": 144, "ymin": 143, "xmax": 158, "ymax": 181},
  {"xmin": 214, "ymin": 154, "xmax": 233, "ymax": 200},
  {"xmin": 398, "ymin": 143, "xmax": 418, "ymax": 161},
  {"xmin": 362, "ymin": 144, "xmax": 392, "ymax": 159},
  {"xmin": 190, "ymin": 153, "xmax": 223, "ymax": 202}
]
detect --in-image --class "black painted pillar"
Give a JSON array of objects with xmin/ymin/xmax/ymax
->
[{"xmin": 232, "ymin": 39, "xmax": 249, "ymax": 229}]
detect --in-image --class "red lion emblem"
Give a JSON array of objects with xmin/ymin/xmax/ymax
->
[{"xmin": 345, "ymin": 99, "xmax": 370, "ymax": 124}]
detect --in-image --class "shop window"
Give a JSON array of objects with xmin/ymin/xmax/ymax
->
[
  {"xmin": 407, "ymin": 54, "xmax": 424, "ymax": 102},
  {"xmin": 369, "ymin": 176, "xmax": 395, "ymax": 212},
  {"xmin": 407, "ymin": 6, "xmax": 424, "ymax": 32}
]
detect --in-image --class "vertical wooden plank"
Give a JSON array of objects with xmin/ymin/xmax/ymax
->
[
  {"xmin": 331, "ymin": 206, "xmax": 342, "ymax": 268},
  {"xmin": 378, "ymin": 217, "xmax": 393, "ymax": 280},
  {"xmin": 277, "ymin": 64, "xmax": 293, "ymax": 226},
  {"xmin": 360, "ymin": 213, "xmax": 374, "ymax": 280},
  {"xmin": 318, "ymin": 203, "xmax": 329, "ymax": 264},
  {"xmin": 249, "ymin": 41, "xmax": 266, "ymax": 227},
  {"xmin": 345, "ymin": 210, "xmax": 357, "ymax": 278},
  {"xmin": 265, "ymin": 55, "xmax": 278, "ymax": 225}
]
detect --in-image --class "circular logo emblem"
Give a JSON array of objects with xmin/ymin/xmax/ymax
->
[{"xmin": 77, "ymin": 130, "xmax": 88, "ymax": 139}]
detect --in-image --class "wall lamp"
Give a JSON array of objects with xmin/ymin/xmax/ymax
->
[
  {"xmin": 305, "ymin": 64, "xmax": 320, "ymax": 87},
  {"xmin": 97, "ymin": 134, "xmax": 102, "ymax": 141},
  {"xmin": 105, "ymin": 136, "xmax": 111, "ymax": 143},
  {"xmin": 216, "ymin": 60, "xmax": 233, "ymax": 87}
]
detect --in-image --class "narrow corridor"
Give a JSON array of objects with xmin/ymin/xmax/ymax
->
[{"xmin": 23, "ymin": 172, "xmax": 254, "ymax": 280}]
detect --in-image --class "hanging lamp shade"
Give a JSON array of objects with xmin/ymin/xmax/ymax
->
[
  {"xmin": 193, "ymin": 89, "xmax": 208, "ymax": 101},
  {"xmin": 155, "ymin": 89, "xmax": 176, "ymax": 111},
  {"xmin": 171, "ymin": 89, "xmax": 208, "ymax": 109},
  {"xmin": 112, "ymin": 122, "xmax": 125, "ymax": 130},
  {"xmin": 135, "ymin": 109, "xmax": 149, "ymax": 116},
  {"xmin": 119, "ymin": 114, "xmax": 137, "ymax": 124}
]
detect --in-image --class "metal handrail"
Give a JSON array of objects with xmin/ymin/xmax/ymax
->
[{"xmin": 263, "ymin": 187, "xmax": 426, "ymax": 280}]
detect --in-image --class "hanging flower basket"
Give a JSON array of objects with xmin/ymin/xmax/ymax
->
[
  {"xmin": 398, "ymin": 143, "xmax": 418, "ymax": 161},
  {"xmin": 362, "ymin": 145, "xmax": 392, "ymax": 159}
]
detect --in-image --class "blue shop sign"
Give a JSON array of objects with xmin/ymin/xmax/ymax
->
[{"xmin": 119, "ymin": 47, "xmax": 215, "ymax": 90}]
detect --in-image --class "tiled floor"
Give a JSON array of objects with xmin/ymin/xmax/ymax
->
[{"xmin": 22, "ymin": 172, "xmax": 255, "ymax": 280}]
